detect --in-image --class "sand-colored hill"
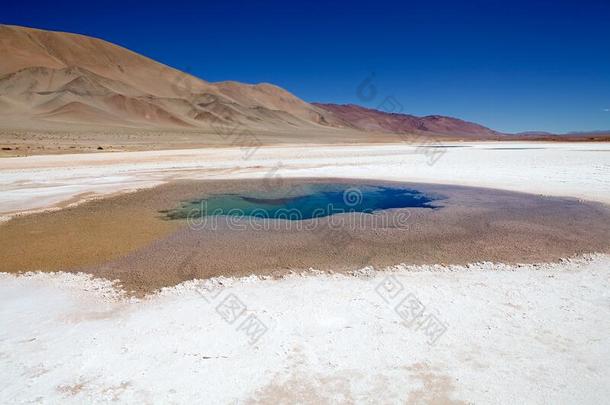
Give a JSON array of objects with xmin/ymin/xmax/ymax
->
[{"xmin": 0, "ymin": 24, "xmax": 343, "ymax": 131}]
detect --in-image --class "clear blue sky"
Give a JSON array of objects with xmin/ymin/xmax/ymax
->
[{"xmin": 3, "ymin": 0, "xmax": 609, "ymax": 133}]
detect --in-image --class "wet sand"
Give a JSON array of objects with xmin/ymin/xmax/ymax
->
[{"xmin": 1, "ymin": 178, "xmax": 609, "ymax": 294}]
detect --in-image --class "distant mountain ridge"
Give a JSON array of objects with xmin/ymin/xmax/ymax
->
[{"xmin": 312, "ymin": 103, "xmax": 504, "ymax": 138}]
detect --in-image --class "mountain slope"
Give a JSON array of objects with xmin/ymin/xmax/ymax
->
[
  {"xmin": 0, "ymin": 24, "xmax": 342, "ymax": 130},
  {"xmin": 313, "ymin": 103, "xmax": 504, "ymax": 138}
]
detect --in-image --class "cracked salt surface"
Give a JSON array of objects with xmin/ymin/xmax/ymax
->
[{"xmin": 1, "ymin": 254, "xmax": 609, "ymax": 403}]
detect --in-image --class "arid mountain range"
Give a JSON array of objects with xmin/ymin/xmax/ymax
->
[
  {"xmin": 312, "ymin": 103, "xmax": 503, "ymax": 138},
  {"xmin": 0, "ymin": 24, "xmax": 608, "ymax": 143}
]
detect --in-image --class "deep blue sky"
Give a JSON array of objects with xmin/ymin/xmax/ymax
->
[{"xmin": 3, "ymin": 0, "xmax": 610, "ymax": 133}]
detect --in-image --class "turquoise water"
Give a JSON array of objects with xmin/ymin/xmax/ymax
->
[{"xmin": 162, "ymin": 183, "xmax": 439, "ymax": 221}]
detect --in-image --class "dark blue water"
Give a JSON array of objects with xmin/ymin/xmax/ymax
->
[{"xmin": 162, "ymin": 183, "xmax": 439, "ymax": 221}]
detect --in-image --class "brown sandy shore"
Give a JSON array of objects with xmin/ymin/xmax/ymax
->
[
  {"xmin": 0, "ymin": 127, "xmax": 395, "ymax": 157},
  {"xmin": 1, "ymin": 126, "xmax": 609, "ymax": 157},
  {"xmin": 2, "ymin": 178, "xmax": 610, "ymax": 294}
]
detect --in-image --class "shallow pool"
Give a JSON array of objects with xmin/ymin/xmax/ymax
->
[{"xmin": 161, "ymin": 183, "xmax": 439, "ymax": 221}]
